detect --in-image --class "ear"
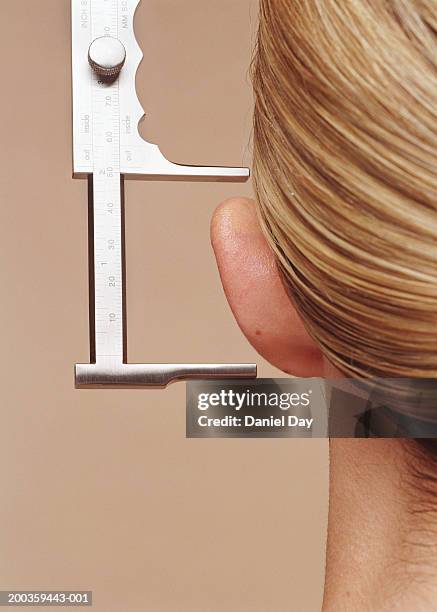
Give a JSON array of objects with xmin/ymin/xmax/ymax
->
[{"xmin": 211, "ymin": 197, "xmax": 324, "ymax": 377}]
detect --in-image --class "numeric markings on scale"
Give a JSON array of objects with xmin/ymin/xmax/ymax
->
[
  {"xmin": 98, "ymin": 167, "xmax": 115, "ymax": 176},
  {"xmin": 90, "ymin": 0, "xmax": 123, "ymax": 360}
]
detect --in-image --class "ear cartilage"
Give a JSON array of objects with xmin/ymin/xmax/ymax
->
[{"xmin": 72, "ymin": 0, "xmax": 257, "ymax": 388}]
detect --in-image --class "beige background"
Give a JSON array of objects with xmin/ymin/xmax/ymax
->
[{"xmin": 0, "ymin": 1, "xmax": 328, "ymax": 610}]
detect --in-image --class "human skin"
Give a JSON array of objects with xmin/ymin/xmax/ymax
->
[{"xmin": 211, "ymin": 197, "xmax": 437, "ymax": 611}]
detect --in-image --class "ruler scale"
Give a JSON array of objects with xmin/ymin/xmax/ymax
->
[
  {"xmin": 90, "ymin": 1, "xmax": 124, "ymax": 365},
  {"xmin": 72, "ymin": 0, "xmax": 257, "ymax": 387}
]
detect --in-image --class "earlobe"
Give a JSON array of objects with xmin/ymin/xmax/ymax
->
[{"xmin": 211, "ymin": 197, "xmax": 324, "ymax": 377}]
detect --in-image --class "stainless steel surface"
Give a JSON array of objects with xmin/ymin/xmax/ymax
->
[
  {"xmin": 88, "ymin": 36, "xmax": 126, "ymax": 77},
  {"xmin": 72, "ymin": 0, "xmax": 250, "ymax": 180},
  {"xmin": 89, "ymin": 3, "xmax": 124, "ymax": 367},
  {"xmin": 72, "ymin": 0, "xmax": 257, "ymax": 387},
  {"xmin": 75, "ymin": 363, "xmax": 257, "ymax": 388}
]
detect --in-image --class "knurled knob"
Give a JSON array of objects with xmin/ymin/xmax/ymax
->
[{"xmin": 88, "ymin": 36, "xmax": 126, "ymax": 78}]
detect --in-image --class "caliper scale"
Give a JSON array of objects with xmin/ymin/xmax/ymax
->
[{"xmin": 72, "ymin": 0, "xmax": 257, "ymax": 387}]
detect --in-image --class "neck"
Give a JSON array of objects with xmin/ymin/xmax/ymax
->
[{"xmin": 323, "ymin": 439, "xmax": 437, "ymax": 611}]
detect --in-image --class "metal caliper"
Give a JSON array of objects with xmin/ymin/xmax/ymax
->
[{"xmin": 72, "ymin": 0, "xmax": 257, "ymax": 387}]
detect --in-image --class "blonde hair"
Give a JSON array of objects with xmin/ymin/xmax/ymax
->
[{"xmin": 252, "ymin": 0, "xmax": 437, "ymax": 379}]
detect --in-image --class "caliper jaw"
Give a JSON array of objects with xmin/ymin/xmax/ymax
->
[{"xmin": 75, "ymin": 363, "xmax": 256, "ymax": 389}]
